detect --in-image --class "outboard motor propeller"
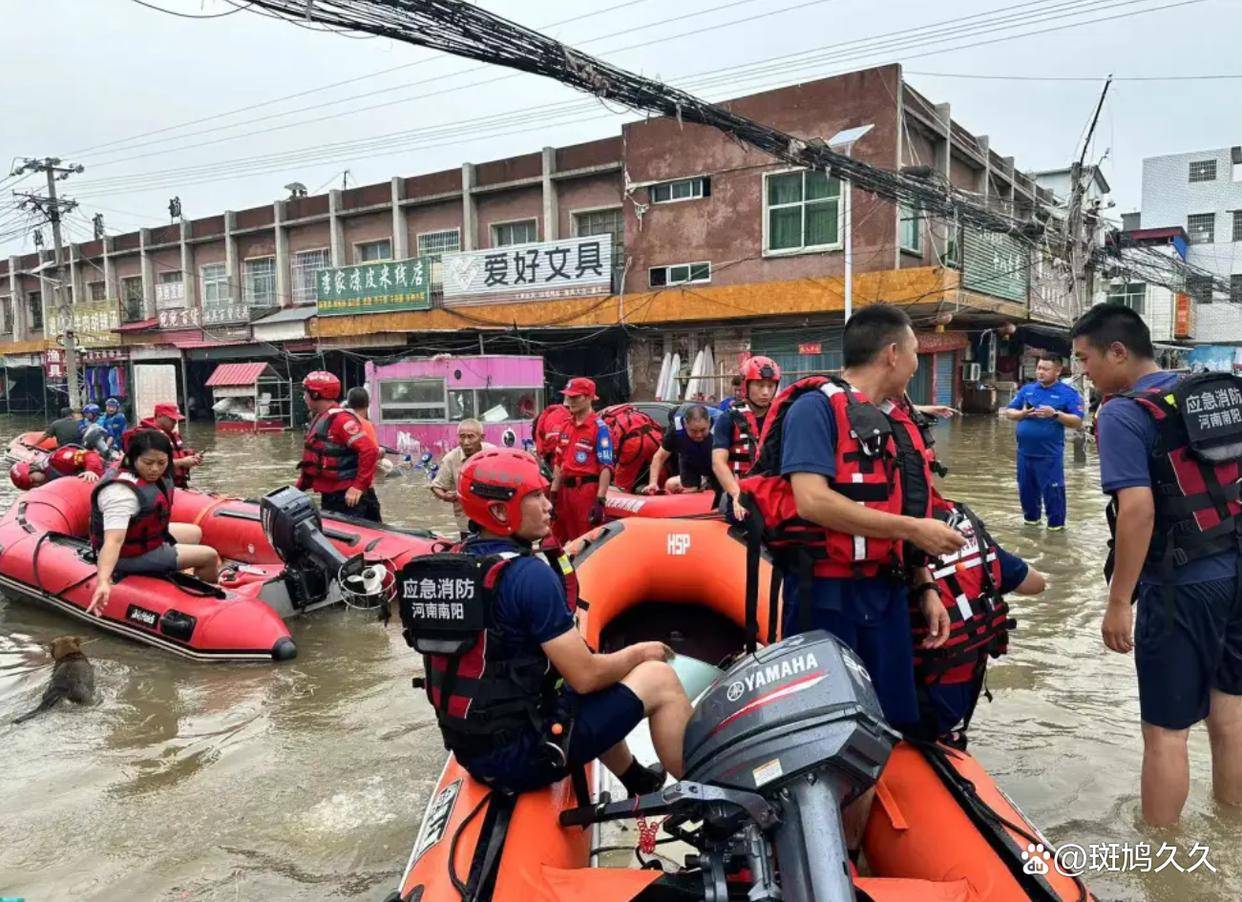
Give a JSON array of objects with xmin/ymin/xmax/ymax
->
[
  {"xmin": 260, "ymin": 486, "xmax": 389, "ymax": 612},
  {"xmin": 683, "ymin": 631, "xmax": 897, "ymax": 901}
]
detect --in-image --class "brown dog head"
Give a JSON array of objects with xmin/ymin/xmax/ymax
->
[{"xmin": 49, "ymin": 636, "xmax": 84, "ymax": 660}]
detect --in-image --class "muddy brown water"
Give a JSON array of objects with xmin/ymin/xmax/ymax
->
[{"xmin": 0, "ymin": 416, "xmax": 1239, "ymax": 901}]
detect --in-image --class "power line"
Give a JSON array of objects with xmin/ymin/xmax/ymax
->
[
  {"xmin": 128, "ymin": 0, "xmax": 252, "ymax": 19},
  {"xmin": 72, "ymin": 0, "xmax": 659, "ymax": 157},
  {"xmin": 908, "ymin": 69, "xmax": 1242, "ymax": 82},
  {"xmin": 70, "ymin": 0, "xmax": 1177, "ymax": 197}
]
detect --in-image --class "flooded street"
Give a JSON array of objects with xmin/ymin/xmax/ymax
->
[{"xmin": 1, "ymin": 414, "xmax": 1240, "ymax": 901}]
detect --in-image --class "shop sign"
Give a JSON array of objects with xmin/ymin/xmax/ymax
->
[
  {"xmin": 47, "ymin": 300, "xmax": 121, "ymax": 348},
  {"xmin": 797, "ymin": 342, "xmax": 822, "ymax": 355},
  {"xmin": 155, "ymin": 280, "xmax": 185, "ymax": 308},
  {"xmin": 1174, "ymin": 292, "xmax": 1195, "ymax": 339},
  {"xmin": 441, "ymin": 235, "xmax": 611, "ymax": 306},
  {"xmin": 202, "ymin": 299, "xmax": 249, "ymax": 326},
  {"xmin": 159, "ymin": 307, "xmax": 202, "ymax": 330},
  {"xmin": 44, "ymin": 348, "xmax": 65, "ymax": 379},
  {"xmin": 316, "ymin": 257, "xmax": 431, "ymax": 316}
]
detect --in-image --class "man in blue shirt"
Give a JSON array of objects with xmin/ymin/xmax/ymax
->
[
  {"xmin": 643, "ymin": 404, "xmax": 717, "ymax": 494},
  {"xmin": 427, "ymin": 448, "xmax": 691, "ymax": 796},
  {"xmin": 1003, "ymin": 357, "xmax": 1084, "ymax": 530},
  {"xmin": 762, "ymin": 304, "xmax": 965, "ymax": 849},
  {"xmin": 100, "ymin": 398, "xmax": 128, "ymax": 446},
  {"xmin": 1072, "ymin": 303, "xmax": 1242, "ymax": 827}
]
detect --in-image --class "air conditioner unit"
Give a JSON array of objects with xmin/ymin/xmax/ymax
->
[{"xmin": 962, "ymin": 362, "xmax": 981, "ymax": 382}]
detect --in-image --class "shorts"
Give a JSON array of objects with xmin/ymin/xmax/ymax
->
[
  {"xmin": 917, "ymin": 681, "xmax": 979, "ymax": 739},
  {"xmin": 784, "ymin": 578, "xmax": 919, "ymax": 727},
  {"xmin": 113, "ymin": 542, "xmax": 179, "ymax": 575},
  {"xmin": 462, "ymin": 683, "xmax": 645, "ymax": 794},
  {"xmin": 1135, "ymin": 577, "xmax": 1242, "ymax": 730}
]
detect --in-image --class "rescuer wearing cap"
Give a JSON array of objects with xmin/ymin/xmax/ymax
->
[
  {"xmin": 138, "ymin": 402, "xmax": 202, "ymax": 489},
  {"xmin": 297, "ymin": 371, "xmax": 382, "ymax": 523},
  {"xmin": 548, "ymin": 377, "xmax": 614, "ymax": 544}
]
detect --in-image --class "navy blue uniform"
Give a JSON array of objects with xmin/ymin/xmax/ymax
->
[
  {"xmin": 1007, "ymin": 380, "xmax": 1083, "ymax": 528},
  {"xmin": 778, "ymin": 392, "xmax": 918, "ymax": 726},
  {"xmin": 1097, "ymin": 371, "xmax": 1242, "ymax": 729},
  {"xmin": 456, "ymin": 539, "xmax": 644, "ymax": 793}
]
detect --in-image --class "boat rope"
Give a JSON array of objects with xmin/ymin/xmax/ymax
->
[{"xmin": 447, "ymin": 790, "xmax": 493, "ymax": 899}]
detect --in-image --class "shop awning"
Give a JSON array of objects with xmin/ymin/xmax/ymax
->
[
  {"xmin": 206, "ymin": 362, "xmax": 269, "ymax": 387},
  {"xmin": 172, "ymin": 337, "xmax": 247, "ymax": 350},
  {"xmin": 116, "ymin": 318, "xmax": 159, "ymax": 333}
]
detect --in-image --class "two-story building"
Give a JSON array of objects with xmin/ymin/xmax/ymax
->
[{"xmin": 0, "ymin": 64, "xmax": 1077, "ymax": 419}]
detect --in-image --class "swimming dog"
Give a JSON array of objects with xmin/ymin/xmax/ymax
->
[{"xmin": 12, "ymin": 636, "xmax": 96, "ymax": 723}]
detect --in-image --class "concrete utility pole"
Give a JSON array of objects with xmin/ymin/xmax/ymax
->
[{"xmin": 12, "ymin": 157, "xmax": 85, "ymax": 407}]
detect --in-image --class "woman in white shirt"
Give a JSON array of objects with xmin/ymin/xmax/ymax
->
[{"xmin": 86, "ymin": 429, "xmax": 221, "ymax": 617}]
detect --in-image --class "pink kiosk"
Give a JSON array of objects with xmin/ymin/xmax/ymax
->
[{"xmin": 365, "ymin": 355, "xmax": 544, "ymax": 458}]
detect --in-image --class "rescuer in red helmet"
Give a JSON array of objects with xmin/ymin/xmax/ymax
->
[
  {"xmin": 398, "ymin": 447, "xmax": 690, "ymax": 796},
  {"xmin": 296, "ymin": 371, "xmax": 382, "ymax": 523},
  {"xmin": 712, "ymin": 355, "xmax": 781, "ymax": 520}
]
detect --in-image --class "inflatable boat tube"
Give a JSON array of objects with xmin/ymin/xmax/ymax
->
[
  {"xmin": 4, "ymin": 431, "xmax": 56, "ymax": 468},
  {"xmin": 602, "ymin": 488, "xmax": 716, "ymax": 521}
]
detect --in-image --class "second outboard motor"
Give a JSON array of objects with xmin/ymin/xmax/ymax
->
[
  {"xmin": 683, "ymin": 630, "xmax": 897, "ymax": 902},
  {"xmin": 261, "ymin": 486, "xmax": 367, "ymax": 611}
]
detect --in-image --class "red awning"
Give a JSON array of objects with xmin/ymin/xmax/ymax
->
[
  {"xmin": 116, "ymin": 318, "xmax": 159, "ymax": 333},
  {"xmin": 206, "ymin": 362, "xmax": 269, "ymax": 387}
]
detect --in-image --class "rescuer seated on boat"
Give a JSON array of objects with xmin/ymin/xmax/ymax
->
[
  {"xmin": 9, "ymin": 446, "xmax": 106, "ymax": 490},
  {"xmin": 86, "ymin": 429, "xmax": 221, "ymax": 617},
  {"xmin": 642, "ymin": 404, "xmax": 718, "ymax": 495},
  {"xmin": 406, "ymin": 448, "xmax": 691, "ymax": 796},
  {"xmin": 907, "ymin": 497, "xmax": 1046, "ymax": 747}
]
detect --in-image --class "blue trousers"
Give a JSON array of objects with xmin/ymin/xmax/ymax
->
[{"xmin": 1017, "ymin": 452, "xmax": 1066, "ymax": 527}]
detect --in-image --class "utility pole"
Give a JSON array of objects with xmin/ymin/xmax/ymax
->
[
  {"xmin": 1065, "ymin": 76, "xmax": 1112, "ymax": 321},
  {"xmin": 12, "ymin": 157, "xmax": 85, "ymax": 409}
]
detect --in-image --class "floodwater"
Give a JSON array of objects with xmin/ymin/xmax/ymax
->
[{"xmin": 0, "ymin": 415, "xmax": 1239, "ymax": 901}]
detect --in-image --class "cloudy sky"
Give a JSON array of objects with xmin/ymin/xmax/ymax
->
[{"xmin": 2, "ymin": 0, "xmax": 1239, "ymax": 257}]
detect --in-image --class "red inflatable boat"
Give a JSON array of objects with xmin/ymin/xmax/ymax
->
[
  {"xmin": 0, "ymin": 478, "xmax": 441, "ymax": 662},
  {"xmin": 603, "ymin": 487, "xmax": 716, "ymax": 520},
  {"xmin": 3, "ymin": 431, "xmax": 56, "ymax": 468}
]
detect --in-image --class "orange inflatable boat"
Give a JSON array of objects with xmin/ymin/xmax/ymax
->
[
  {"xmin": 388, "ymin": 517, "xmax": 1091, "ymax": 901},
  {"xmin": 603, "ymin": 487, "xmax": 717, "ymax": 521}
]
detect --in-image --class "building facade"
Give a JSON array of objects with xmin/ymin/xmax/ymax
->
[
  {"xmin": 0, "ymin": 64, "xmax": 1076, "ymax": 419},
  {"xmin": 1135, "ymin": 146, "xmax": 1242, "ymax": 340}
]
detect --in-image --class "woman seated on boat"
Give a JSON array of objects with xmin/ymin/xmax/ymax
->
[
  {"xmin": 86, "ymin": 429, "xmax": 221, "ymax": 617},
  {"xmin": 411, "ymin": 448, "xmax": 691, "ymax": 796}
]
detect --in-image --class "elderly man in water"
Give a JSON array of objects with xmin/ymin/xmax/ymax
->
[{"xmin": 429, "ymin": 418, "xmax": 496, "ymax": 538}]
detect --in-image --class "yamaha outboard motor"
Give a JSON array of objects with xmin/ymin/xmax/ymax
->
[
  {"xmin": 683, "ymin": 630, "xmax": 896, "ymax": 901},
  {"xmin": 260, "ymin": 486, "xmax": 373, "ymax": 613}
]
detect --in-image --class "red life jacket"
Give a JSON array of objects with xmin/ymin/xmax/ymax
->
[
  {"xmin": 399, "ymin": 539, "xmax": 581, "ymax": 759},
  {"xmin": 533, "ymin": 404, "xmax": 573, "ymax": 466},
  {"xmin": 138, "ymin": 417, "xmax": 194, "ymax": 488},
  {"xmin": 740, "ymin": 375, "xmax": 934, "ymax": 580},
  {"xmin": 911, "ymin": 501, "xmax": 1012, "ymax": 686},
  {"xmin": 599, "ymin": 404, "xmax": 663, "ymax": 491},
  {"xmin": 298, "ymin": 408, "xmax": 360, "ymax": 488},
  {"xmin": 45, "ymin": 445, "xmax": 103, "ymax": 479},
  {"xmin": 89, "ymin": 469, "xmax": 174, "ymax": 557},
  {"xmin": 1100, "ymin": 373, "xmax": 1242, "ymax": 582},
  {"xmin": 726, "ymin": 404, "xmax": 764, "ymax": 477}
]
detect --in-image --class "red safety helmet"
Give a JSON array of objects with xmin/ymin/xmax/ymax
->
[
  {"xmin": 740, "ymin": 355, "xmax": 782, "ymax": 386},
  {"xmin": 458, "ymin": 448, "xmax": 549, "ymax": 537},
  {"xmin": 302, "ymin": 371, "xmax": 342, "ymax": 401},
  {"xmin": 9, "ymin": 462, "xmax": 33, "ymax": 491}
]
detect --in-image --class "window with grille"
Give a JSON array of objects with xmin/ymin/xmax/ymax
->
[
  {"xmin": 491, "ymin": 220, "xmax": 537, "ymax": 247},
  {"xmin": 1187, "ymin": 274, "xmax": 1215, "ymax": 304},
  {"xmin": 88, "ymin": 281, "xmax": 106, "ymax": 301},
  {"xmin": 355, "ymin": 239, "xmax": 392, "ymax": 263},
  {"xmin": 1233, "ymin": 210, "xmax": 1242, "ymax": 242},
  {"xmin": 765, "ymin": 170, "xmax": 842, "ymax": 253},
  {"xmin": 1106, "ymin": 282, "xmax": 1146, "ymax": 316},
  {"xmin": 121, "ymin": 276, "xmax": 144, "ymax": 322},
  {"xmin": 417, "ymin": 229, "xmax": 462, "ymax": 287},
  {"xmin": 1233, "ymin": 274, "xmax": 1242, "ymax": 304},
  {"xmin": 291, "ymin": 249, "xmax": 330, "ymax": 305},
  {"xmin": 649, "ymin": 262, "xmax": 710, "ymax": 287},
  {"xmin": 1187, "ymin": 213, "xmax": 1216, "ymax": 245},
  {"xmin": 28, "ymin": 291, "xmax": 43, "ymax": 331},
  {"xmin": 899, "ymin": 204, "xmax": 922, "ymax": 253},
  {"xmin": 0, "ymin": 296, "xmax": 10, "ymax": 333},
  {"xmin": 244, "ymin": 257, "xmax": 277, "ymax": 308},
  {"xmin": 201, "ymin": 263, "xmax": 229, "ymax": 304},
  {"xmin": 650, "ymin": 177, "xmax": 710, "ymax": 203},
  {"xmin": 574, "ymin": 208, "xmax": 624, "ymax": 283},
  {"xmin": 1188, "ymin": 160, "xmax": 1217, "ymax": 183}
]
